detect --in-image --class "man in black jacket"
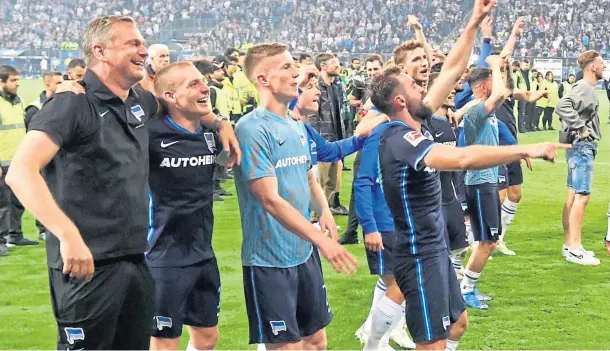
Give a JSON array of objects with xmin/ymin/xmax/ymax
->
[{"xmin": 310, "ymin": 53, "xmax": 349, "ymax": 217}]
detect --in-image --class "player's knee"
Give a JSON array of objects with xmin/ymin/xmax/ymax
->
[
  {"xmin": 384, "ymin": 283, "xmax": 405, "ymax": 305},
  {"xmin": 151, "ymin": 337, "xmax": 181, "ymax": 350},
  {"xmin": 303, "ymin": 330, "xmax": 327, "ymax": 350},
  {"xmin": 188, "ymin": 326, "xmax": 219, "ymax": 350},
  {"xmin": 454, "ymin": 311, "xmax": 469, "ymax": 335}
]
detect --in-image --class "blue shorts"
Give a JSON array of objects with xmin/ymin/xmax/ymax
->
[
  {"xmin": 566, "ymin": 140, "xmax": 597, "ymax": 195},
  {"xmin": 466, "ymin": 183, "xmax": 501, "ymax": 242},
  {"xmin": 442, "ymin": 200, "xmax": 468, "ymax": 251},
  {"xmin": 243, "ymin": 249, "xmax": 332, "ymax": 344},
  {"xmin": 394, "ymin": 250, "xmax": 465, "ymax": 344},
  {"xmin": 149, "ymin": 258, "xmax": 221, "ymax": 338},
  {"xmin": 365, "ymin": 231, "xmax": 397, "ymax": 275}
]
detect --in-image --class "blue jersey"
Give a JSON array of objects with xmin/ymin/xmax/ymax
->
[
  {"xmin": 234, "ymin": 107, "xmax": 313, "ymax": 268},
  {"xmin": 379, "ymin": 121, "xmax": 447, "ymax": 257},
  {"xmin": 146, "ymin": 116, "xmax": 220, "ymax": 267},
  {"xmin": 354, "ymin": 122, "xmax": 395, "ymax": 235},
  {"xmin": 305, "ymin": 123, "xmax": 364, "ymax": 166},
  {"xmin": 427, "ymin": 115, "xmax": 461, "ymax": 205},
  {"xmin": 463, "ymin": 103, "xmax": 499, "ymax": 185}
]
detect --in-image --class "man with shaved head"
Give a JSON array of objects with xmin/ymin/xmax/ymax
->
[
  {"xmin": 140, "ymin": 43, "xmax": 170, "ymax": 91},
  {"xmin": 234, "ymin": 42, "xmax": 358, "ymax": 350},
  {"xmin": 146, "ymin": 61, "xmax": 232, "ymax": 351}
]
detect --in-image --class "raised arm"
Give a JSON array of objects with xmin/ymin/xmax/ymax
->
[
  {"xmin": 423, "ymin": 0, "xmax": 496, "ymax": 112},
  {"xmin": 483, "ymin": 55, "xmax": 507, "ymax": 113}
]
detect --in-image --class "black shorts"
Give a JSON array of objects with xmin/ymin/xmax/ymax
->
[
  {"xmin": 497, "ymin": 165, "xmax": 509, "ymax": 189},
  {"xmin": 394, "ymin": 250, "xmax": 465, "ymax": 344},
  {"xmin": 499, "ymin": 161, "xmax": 523, "ymax": 189},
  {"xmin": 149, "ymin": 257, "xmax": 221, "ymax": 339},
  {"xmin": 442, "ymin": 200, "xmax": 469, "ymax": 251},
  {"xmin": 243, "ymin": 249, "xmax": 332, "ymax": 344},
  {"xmin": 49, "ymin": 255, "xmax": 154, "ymax": 350},
  {"xmin": 466, "ymin": 183, "xmax": 502, "ymax": 242},
  {"xmin": 365, "ymin": 231, "xmax": 397, "ymax": 275}
]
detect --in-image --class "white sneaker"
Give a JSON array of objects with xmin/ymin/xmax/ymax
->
[
  {"xmin": 565, "ymin": 248, "xmax": 601, "ymax": 266},
  {"xmin": 355, "ymin": 325, "xmax": 368, "ymax": 345},
  {"xmin": 495, "ymin": 241, "xmax": 516, "ymax": 256},
  {"xmin": 563, "ymin": 245, "xmax": 596, "ymax": 257},
  {"xmin": 390, "ymin": 327, "xmax": 416, "ymax": 349}
]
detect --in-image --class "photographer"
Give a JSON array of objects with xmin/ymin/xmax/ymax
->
[{"xmin": 555, "ymin": 50, "xmax": 605, "ymax": 266}]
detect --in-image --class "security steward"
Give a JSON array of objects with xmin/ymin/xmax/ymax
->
[
  {"xmin": 0, "ymin": 65, "xmax": 38, "ymax": 256},
  {"xmin": 23, "ymin": 71, "xmax": 64, "ymax": 241}
]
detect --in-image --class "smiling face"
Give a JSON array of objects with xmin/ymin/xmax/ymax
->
[
  {"xmin": 157, "ymin": 63, "xmax": 210, "ymax": 119},
  {"xmin": 296, "ymin": 77, "xmax": 321, "ymax": 115},
  {"xmin": 97, "ymin": 22, "xmax": 148, "ymax": 85}
]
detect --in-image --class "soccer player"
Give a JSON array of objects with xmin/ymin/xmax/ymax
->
[
  {"xmin": 234, "ymin": 43, "xmax": 358, "ymax": 350},
  {"xmin": 459, "ymin": 56, "xmax": 511, "ymax": 309},
  {"xmin": 371, "ymin": 67, "xmax": 567, "ymax": 350},
  {"xmin": 146, "ymin": 61, "xmax": 230, "ymax": 350},
  {"xmin": 425, "ymin": 73, "xmax": 470, "ymax": 276},
  {"xmin": 555, "ymin": 50, "xmax": 605, "ymax": 265}
]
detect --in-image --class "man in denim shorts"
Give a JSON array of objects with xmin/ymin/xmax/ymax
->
[{"xmin": 555, "ymin": 50, "xmax": 606, "ymax": 266}]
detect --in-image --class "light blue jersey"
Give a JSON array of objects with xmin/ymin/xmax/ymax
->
[
  {"xmin": 234, "ymin": 107, "xmax": 313, "ymax": 268},
  {"xmin": 463, "ymin": 102, "xmax": 499, "ymax": 185}
]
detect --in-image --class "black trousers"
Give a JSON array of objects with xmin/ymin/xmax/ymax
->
[
  {"xmin": 517, "ymin": 101, "xmax": 537, "ymax": 132},
  {"xmin": 50, "ymin": 255, "xmax": 154, "ymax": 350},
  {"xmin": 542, "ymin": 107, "xmax": 554, "ymax": 128},
  {"xmin": 0, "ymin": 165, "xmax": 25, "ymax": 243},
  {"xmin": 344, "ymin": 150, "xmax": 362, "ymax": 235},
  {"xmin": 533, "ymin": 106, "xmax": 544, "ymax": 129}
]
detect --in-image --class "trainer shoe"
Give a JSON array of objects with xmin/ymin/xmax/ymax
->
[
  {"xmin": 338, "ymin": 231, "xmax": 359, "ymax": 245},
  {"xmin": 0, "ymin": 244, "xmax": 8, "ymax": 256},
  {"xmin": 216, "ymin": 188, "xmax": 233, "ymax": 197},
  {"xmin": 390, "ymin": 327, "xmax": 416, "ymax": 349},
  {"xmin": 565, "ymin": 248, "xmax": 600, "ymax": 266},
  {"xmin": 6, "ymin": 237, "xmax": 39, "ymax": 247},
  {"xmin": 378, "ymin": 344, "xmax": 396, "ymax": 351},
  {"xmin": 462, "ymin": 291, "xmax": 489, "ymax": 310},
  {"xmin": 355, "ymin": 325, "xmax": 367, "ymax": 345},
  {"xmin": 562, "ymin": 245, "xmax": 595, "ymax": 257},
  {"xmin": 38, "ymin": 231, "xmax": 46, "ymax": 241},
  {"xmin": 473, "ymin": 286, "xmax": 493, "ymax": 301},
  {"xmin": 495, "ymin": 242, "xmax": 516, "ymax": 256}
]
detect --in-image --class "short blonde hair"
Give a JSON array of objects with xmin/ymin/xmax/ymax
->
[
  {"xmin": 82, "ymin": 16, "xmax": 135, "ymax": 65},
  {"xmin": 153, "ymin": 61, "xmax": 195, "ymax": 96},
  {"xmin": 393, "ymin": 40, "xmax": 425, "ymax": 66},
  {"xmin": 243, "ymin": 43, "xmax": 289, "ymax": 84},
  {"xmin": 577, "ymin": 50, "xmax": 600, "ymax": 69}
]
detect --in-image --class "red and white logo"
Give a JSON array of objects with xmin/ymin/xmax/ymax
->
[{"xmin": 403, "ymin": 131, "xmax": 426, "ymax": 147}]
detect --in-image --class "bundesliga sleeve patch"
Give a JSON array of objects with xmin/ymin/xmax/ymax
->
[{"xmin": 403, "ymin": 130, "xmax": 426, "ymax": 147}]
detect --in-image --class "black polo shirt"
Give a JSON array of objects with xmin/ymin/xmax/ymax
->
[{"xmin": 28, "ymin": 70, "xmax": 159, "ymax": 269}]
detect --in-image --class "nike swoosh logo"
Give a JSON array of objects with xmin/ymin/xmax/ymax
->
[
  {"xmin": 161, "ymin": 141, "xmax": 179, "ymax": 148},
  {"xmin": 279, "ymin": 140, "xmax": 286, "ymax": 146},
  {"xmin": 569, "ymin": 252, "xmax": 583, "ymax": 259},
  {"xmin": 435, "ymin": 132, "xmax": 444, "ymax": 137},
  {"xmin": 99, "ymin": 111, "xmax": 109, "ymax": 118}
]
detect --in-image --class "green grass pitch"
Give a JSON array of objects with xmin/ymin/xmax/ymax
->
[{"xmin": 1, "ymin": 79, "xmax": 610, "ymax": 349}]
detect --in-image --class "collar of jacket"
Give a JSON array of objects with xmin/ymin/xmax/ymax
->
[{"xmin": 0, "ymin": 90, "xmax": 21, "ymax": 105}]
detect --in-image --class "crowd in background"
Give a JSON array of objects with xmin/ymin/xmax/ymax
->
[{"xmin": 1, "ymin": 0, "xmax": 610, "ymax": 58}]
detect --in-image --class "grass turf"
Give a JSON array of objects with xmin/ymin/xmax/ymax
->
[{"xmin": 1, "ymin": 79, "xmax": 609, "ymax": 349}]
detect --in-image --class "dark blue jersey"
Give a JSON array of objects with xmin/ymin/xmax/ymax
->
[
  {"xmin": 427, "ymin": 115, "xmax": 460, "ymax": 205},
  {"xmin": 146, "ymin": 116, "xmax": 220, "ymax": 267},
  {"xmin": 379, "ymin": 121, "xmax": 447, "ymax": 257}
]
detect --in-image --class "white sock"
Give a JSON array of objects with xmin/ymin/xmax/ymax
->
[
  {"xmin": 363, "ymin": 278, "xmax": 386, "ymax": 334},
  {"xmin": 364, "ymin": 296, "xmax": 403, "ymax": 350},
  {"xmin": 465, "ymin": 220, "xmax": 473, "ymax": 244},
  {"xmin": 256, "ymin": 344, "xmax": 267, "ymax": 351},
  {"xmin": 450, "ymin": 248, "xmax": 467, "ymax": 272},
  {"xmin": 500, "ymin": 199, "xmax": 519, "ymax": 240},
  {"xmin": 606, "ymin": 203, "xmax": 610, "ymax": 242},
  {"xmin": 379, "ymin": 304, "xmax": 407, "ymax": 346},
  {"xmin": 446, "ymin": 339, "xmax": 460, "ymax": 351},
  {"xmin": 186, "ymin": 342, "xmax": 204, "ymax": 351},
  {"xmin": 460, "ymin": 269, "xmax": 481, "ymax": 294}
]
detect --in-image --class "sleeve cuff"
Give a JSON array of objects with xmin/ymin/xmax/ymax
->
[{"xmin": 414, "ymin": 143, "xmax": 437, "ymax": 171}]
